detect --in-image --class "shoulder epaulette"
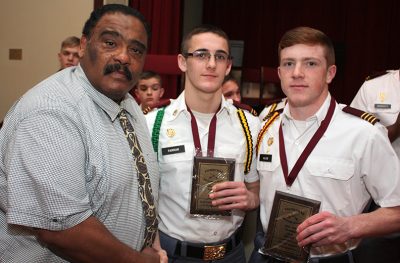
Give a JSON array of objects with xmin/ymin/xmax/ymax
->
[
  {"xmin": 264, "ymin": 97, "xmax": 285, "ymax": 107},
  {"xmin": 342, "ymin": 106, "xmax": 379, "ymax": 125},
  {"xmin": 143, "ymin": 99, "xmax": 171, "ymax": 115},
  {"xmin": 233, "ymin": 101, "xmax": 258, "ymax": 116},
  {"xmin": 263, "ymin": 108, "xmax": 284, "ymax": 122},
  {"xmin": 365, "ymin": 70, "xmax": 388, "ymax": 81},
  {"xmin": 262, "ymin": 98, "xmax": 286, "ymax": 122}
]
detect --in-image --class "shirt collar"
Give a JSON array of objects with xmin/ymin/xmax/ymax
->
[
  {"xmin": 164, "ymin": 91, "xmax": 229, "ymax": 121},
  {"xmin": 282, "ymin": 93, "xmax": 332, "ymax": 126},
  {"xmin": 75, "ymin": 65, "xmax": 137, "ymax": 122}
]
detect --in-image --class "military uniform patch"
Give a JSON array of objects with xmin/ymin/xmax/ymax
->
[{"xmin": 342, "ymin": 106, "xmax": 380, "ymax": 125}]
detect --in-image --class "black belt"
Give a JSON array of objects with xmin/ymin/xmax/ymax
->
[
  {"xmin": 308, "ymin": 250, "xmax": 354, "ymax": 263},
  {"xmin": 174, "ymin": 233, "xmax": 241, "ymax": 260}
]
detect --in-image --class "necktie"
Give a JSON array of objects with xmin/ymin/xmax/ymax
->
[{"xmin": 118, "ymin": 109, "xmax": 158, "ymax": 247}]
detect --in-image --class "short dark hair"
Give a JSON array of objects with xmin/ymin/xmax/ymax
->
[
  {"xmin": 278, "ymin": 26, "xmax": 335, "ymax": 66},
  {"xmin": 222, "ymin": 72, "xmax": 238, "ymax": 85},
  {"xmin": 82, "ymin": 4, "xmax": 151, "ymax": 41},
  {"xmin": 139, "ymin": 70, "xmax": 162, "ymax": 85},
  {"xmin": 181, "ymin": 24, "xmax": 230, "ymax": 54},
  {"xmin": 61, "ymin": 36, "xmax": 80, "ymax": 49}
]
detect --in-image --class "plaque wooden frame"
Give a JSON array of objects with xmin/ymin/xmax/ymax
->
[
  {"xmin": 262, "ymin": 191, "xmax": 321, "ymax": 262},
  {"xmin": 190, "ymin": 156, "xmax": 235, "ymax": 216}
]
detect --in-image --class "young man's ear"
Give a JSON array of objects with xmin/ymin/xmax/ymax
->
[
  {"xmin": 159, "ymin": 88, "xmax": 165, "ymax": 98},
  {"xmin": 326, "ymin": 65, "xmax": 337, "ymax": 84},
  {"xmin": 225, "ymin": 60, "xmax": 232, "ymax": 76},
  {"xmin": 177, "ymin": 54, "xmax": 187, "ymax": 73}
]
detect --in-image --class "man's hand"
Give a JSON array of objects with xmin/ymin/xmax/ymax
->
[
  {"xmin": 142, "ymin": 247, "xmax": 163, "ymax": 263},
  {"xmin": 209, "ymin": 181, "xmax": 259, "ymax": 211},
  {"xmin": 152, "ymin": 231, "xmax": 167, "ymax": 263},
  {"xmin": 296, "ymin": 211, "xmax": 353, "ymax": 248}
]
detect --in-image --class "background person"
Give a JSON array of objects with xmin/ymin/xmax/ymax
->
[
  {"xmin": 351, "ymin": 68, "xmax": 400, "ymax": 159},
  {"xmin": 134, "ymin": 70, "xmax": 165, "ymax": 113},
  {"xmin": 350, "ymin": 68, "xmax": 400, "ymax": 262},
  {"xmin": 0, "ymin": 4, "xmax": 166, "ymax": 263},
  {"xmin": 58, "ymin": 36, "xmax": 80, "ymax": 70},
  {"xmin": 222, "ymin": 72, "xmax": 241, "ymax": 102}
]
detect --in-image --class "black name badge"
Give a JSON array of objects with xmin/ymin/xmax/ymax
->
[
  {"xmin": 374, "ymin": 103, "xmax": 391, "ymax": 109},
  {"xmin": 190, "ymin": 156, "xmax": 235, "ymax": 216},
  {"xmin": 261, "ymin": 191, "xmax": 321, "ymax": 262},
  {"xmin": 161, "ymin": 145, "xmax": 185, "ymax": 155},
  {"xmin": 260, "ymin": 154, "xmax": 272, "ymax": 162}
]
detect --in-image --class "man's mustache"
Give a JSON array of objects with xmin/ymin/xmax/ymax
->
[{"xmin": 103, "ymin": 63, "xmax": 133, "ymax": 81}]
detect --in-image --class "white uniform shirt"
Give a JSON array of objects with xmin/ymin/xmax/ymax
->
[
  {"xmin": 146, "ymin": 91, "xmax": 260, "ymax": 243},
  {"xmin": 351, "ymin": 70, "xmax": 400, "ymax": 158},
  {"xmin": 257, "ymin": 94, "xmax": 400, "ymax": 258}
]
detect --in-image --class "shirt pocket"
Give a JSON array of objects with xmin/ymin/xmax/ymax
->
[
  {"xmin": 257, "ymin": 152, "xmax": 280, "ymax": 174},
  {"xmin": 157, "ymin": 143, "xmax": 195, "ymax": 196},
  {"xmin": 305, "ymin": 157, "xmax": 355, "ymax": 212},
  {"xmin": 216, "ymin": 148, "xmax": 246, "ymax": 181}
]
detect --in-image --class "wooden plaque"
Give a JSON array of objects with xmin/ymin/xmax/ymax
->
[
  {"xmin": 261, "ymin": 191, "xmax": 321, "ymax": 262},
  {"xmin": 190, "ymin": 156, "xmax": 235, "ymax": 216}
]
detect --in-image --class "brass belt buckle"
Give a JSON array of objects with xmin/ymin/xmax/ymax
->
[{"xmin": 203, "ymin": 243, "xmax": 226, "ymax": 260}]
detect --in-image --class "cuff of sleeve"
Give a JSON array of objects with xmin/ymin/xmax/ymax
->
[{"xmin": 7, "ymin": 209, "xmax": 93, "ymax": 231}]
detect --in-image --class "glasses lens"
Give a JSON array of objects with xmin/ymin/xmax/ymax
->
[
  {"xmin": 188, "ymin": 51, "xmax": 230, "ymax": 63},
  {"xmin": 193, "ymin": 51, "xmax": 210, "ymax": 60}
]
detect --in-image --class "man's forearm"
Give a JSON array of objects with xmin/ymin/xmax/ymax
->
[
  {"xmin": 31, "ymin": 216, "xmax": 158, "ymax": 263},
  {"xmin": 349, "ymin": 206, "xmax": 400, "ymax": 239},
  {"xmin": 387, "ymin": 114, "xmax": 400, "ymax": 142}
]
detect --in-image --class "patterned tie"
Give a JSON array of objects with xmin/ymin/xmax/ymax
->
[{"xmin": 118, "ymin": 109, "xmax": 158, "ymax": 248}]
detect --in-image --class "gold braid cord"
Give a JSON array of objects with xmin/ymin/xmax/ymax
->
[
  {"xmin": 237, "ymin": 109, "xmax": 253, "ymax": 174},
  {"xmin": 256, "ymin": 111, "xmax": 280, "ymax": 155}
]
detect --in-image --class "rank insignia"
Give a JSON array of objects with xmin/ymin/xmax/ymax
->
[
  {"xmin": 267, "ymin": 137, "xmax": 274, "ymax": 146},
  {"xmin": 167, "ymin": 128, "xmax": 176, "ymax": 137},
  {"xmin": 379, "ymin": 92, "xmax": 386, "ymax": 103}
]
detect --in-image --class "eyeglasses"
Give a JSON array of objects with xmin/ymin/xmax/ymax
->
[{"xmin": 184, "ymin": 50, "xmax": 232, "ymax": 63}]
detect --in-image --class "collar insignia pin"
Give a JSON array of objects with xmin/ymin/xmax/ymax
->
[
  {"xmin": 167, "ymin": 128, "xmax": 176, "ymax": 138},
  {"xmin": 267, "ymin": 137, "xmax": 274, "ymax": 146}
]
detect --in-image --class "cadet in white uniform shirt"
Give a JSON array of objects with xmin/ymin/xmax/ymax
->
[
  {"xmin": 351, "ymin": 69, "xmax": 400, "ymax": 159},
  {"xmin": 350, "ymin": 70, "xmax": 400, "ymax": 262},
  {"xmin": 250, "ymin": 27, "xmax": 400, "ymax": 263},
  {"xmin": 146, "ymin": 25, "xmax": 260, "ymax": 263}
]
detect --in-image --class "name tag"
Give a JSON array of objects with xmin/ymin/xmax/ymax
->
[
  {"xmin": 259, "ymin": 154, "xmax": 272, "ymax": 162},
  {"xmin": 374, "ymin": 103, "xmax": 391, "ymax": 109},
  {"xmin": 162, "ymin": 145, "xmax": 185, "ymax": 155}
]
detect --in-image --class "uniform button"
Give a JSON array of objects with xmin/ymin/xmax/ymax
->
[{"xmin": 213, "ymin": 231, "xmax": 218, "ymax": 235}]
